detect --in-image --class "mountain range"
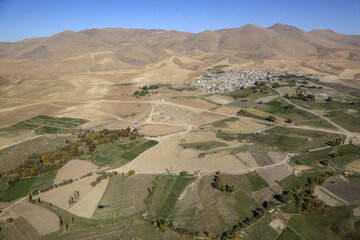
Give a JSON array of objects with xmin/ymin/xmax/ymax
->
[{"xmin": 0, "ymin": 23, "xmax": 360, "ymax": 83}]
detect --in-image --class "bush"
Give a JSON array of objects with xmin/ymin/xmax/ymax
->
[
  {"xmin": 286, "ymin": 118, "xmax": 293, "ymax": 123},
  {"xmin": 128, "ymin": 170, "xmax": 135, "ymax": 176},
  {"xmin": 180, "ymin": 171, "xmax": 189, "ymax": 176}
]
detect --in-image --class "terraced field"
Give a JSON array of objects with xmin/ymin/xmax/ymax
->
[{"xmin": 148, "ymin": 174, "xmax": 267, "ymax": 234}]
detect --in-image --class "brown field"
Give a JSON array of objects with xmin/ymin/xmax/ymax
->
[
  {"xmin": 38, "ymin": 174, "xmax": 98, "ymax": 210},
  {"xmin": 2, "ymin": 201, "xmax": 59, "ymax": 235},
  {"xmin": 139, "ymin": 124, "xmax": 187, "ymax": 136},
  {"xmin": 68, "ymin": 178, "xmax": 109, "ymax": 218},
  {"xmin": 323, "ymin": 175, "xmax": 360, "ymax": 203},
  {"xmin": 54, "ymin": 159, "xmax": 99, "ymax": 184},
  {"xmin": 257, "ymin": 164, "xmax": 294, "ymax": 186}
]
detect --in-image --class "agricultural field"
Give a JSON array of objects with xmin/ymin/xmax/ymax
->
[
  {"xmin": 291, "ymin": 99, "xmax": 360, "ymax": 132},
  {"xmin": 217, "ymin": 126, "xmax": 343, "ymax": 153},
  {"xmin": 290, "ymin": 144, "xmax": 360, "ymax": 170},
  {"xmin": 93, "ymin": 175, "xmax": 155, "ymax": 219},
  {"xmin": 0, "ymin": 216, "xmax": 40, "ymax": 240},
  {"xmin": 0, "ymin": 115, "xmax": 88, "ymax": 135},
  {"xmin": 1, "ymin": 177, "xmax": 35, "ymax": 201},
  {"xmin": 148, "ymin": 173, "xmax": 268, "ymax": 234},
  {"xmin": 243, "ymin": 214, "xmax": 278, "ymax": 240},
  {"xmin": 253, "ymin": 97, "xmax": 336, "ymax": 129},
  {"xmin": 89, "ymin": 139, "xmax": 158, "ymax": 167},
  {"xmin": 0, "ymin": 134, "xmax": 73, "ymax": 172}
]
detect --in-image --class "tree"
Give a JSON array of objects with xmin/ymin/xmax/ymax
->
[
  {"xmin": 128, "ymin": 170, "xmax": 135, "ymax": 176},
  {"xmin": 180, "ymin": 171, "xmax": 188, "ymax": 176},
  {"xmin": 70, "ymin": 217, "xmax": 74, "ymax": 225},
  {"xmin": 286, "ymin": 118, "xmax": 293, "ymax": 123},
  {"xmin": 284, "ymin": 104, "xmax": 295, "ymax": 109},
  {"xmin": 266, "ymin": 115, "xmax": 276, "ymax": 122},
  {"xmin": 326, "ymin": 96, "xmax": 333, "ymax": 102}
]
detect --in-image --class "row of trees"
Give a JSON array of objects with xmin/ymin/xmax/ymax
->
[
  {"xmin": 233, "ymin": 82, "xmax": 269, "ymax": 99},
  {"xmin": 284, "ymin": 92, "xmax": 316, "ymax": 101}
]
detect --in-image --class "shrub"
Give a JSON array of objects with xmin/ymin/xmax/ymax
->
[
  {"xmin": 128, "ymin": 170, "xmax": 135, "ymax": 176},
  {"xmin": 180, "ymin": 171, "xmax": 189, "ymax": 176}
]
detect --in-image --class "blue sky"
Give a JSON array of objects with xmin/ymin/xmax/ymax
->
[{"xmin": 0, "ymin": 0, "xmax": 359, "ymax": 42}]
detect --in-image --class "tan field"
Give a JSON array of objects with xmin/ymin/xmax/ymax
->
[
  {"xmin": 2, "ymin": 201, "xmax": 59, "ymax": 235},
  {"xmin": 213, "ymin": 105, "xmax": 239, "ymax": 114},
  {"xmin": 257, "ymin": 164, "xmax": 294, "ymax": 186},
  {"xmin": 0, "ymin": 130, "xmax": 36, "ymax": 149},
  {"xmin": 167, "ymin": 97, "xmax": 217, "ymax": 110},
  {"xmin": 54, "ymin": 159, "xmax": 99, "ymax": 184},
  {"xmin": 139, "ymin": 124, "xmax": 187, "ymax": 136},
  {"xmin": 38, "ymin": 174, "xmax": 98, "ymax": 210},
  {"xmin": 68, "ymin": 178, "xmax": 109, "ymax": 218},
  {"xmin": 211, "ymin": 118, "xmax": 267, "ymax": 132},
  {"xmin": 346, "ymin": 159, "xmax": 360, "ymax": 173},
  {"xmin": 114, "ymin": 131, "xmax": 260, "ymax": 174}
]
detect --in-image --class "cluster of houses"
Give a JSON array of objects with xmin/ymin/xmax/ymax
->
[{"xmin": 192, "ymin": 69, "xmax": 320, "ymax": 93}]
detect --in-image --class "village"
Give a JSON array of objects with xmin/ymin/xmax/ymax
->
[{"xmin": 192, "ymin": 69, "xmax": 321, "ymax": 92}]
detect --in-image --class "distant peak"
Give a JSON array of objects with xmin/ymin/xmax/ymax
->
[
  {"xmin": 241, "ymin": 23, "xmax": 263, "ymax": 29},
  {"xmin": 268, "ymin": 23, "xmax": 303, "ymax": 32}
]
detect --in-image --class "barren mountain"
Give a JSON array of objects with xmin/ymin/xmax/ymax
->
[{"xmin": 0, "ymin": 23, "xmax": 360, "ymax": 82}]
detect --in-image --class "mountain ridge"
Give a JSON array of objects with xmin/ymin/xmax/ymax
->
[{"xmin": 0, "ymin": 23, "xmax": 359, "ymax": 81}]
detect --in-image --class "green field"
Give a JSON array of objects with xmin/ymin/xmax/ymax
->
[
  {"xmin": 3, "ymin": 177, "xmax": 35, "ymax": 201},
  {"xmin": 291, "ymin": 99, "xmax": 360, "ymax": 132},
  {"xmin": 90, "ymin": 140, "xmax": 158, "ymax": 167},
  {"xmin": 276, "ymin": 227, "xmax": 302, "ymax": 240},
  {"xmin": 217, "ymin": 126, "xmax": 342, "ymax": 152},
  {"xmin": 279, "ymin": 169, "xmax": 324, "ymax": 190},
  {"xmin": 290, "ymin": 144, "xmax": 360, "ymax": 170},
  {"xmin": 243, "ymin": 213, "xmax": 278, "ymax": 240},
  {"xmin": 149, "ymin": 176, "xmax": 195, "ymax": 219},
  {"xmin": 253, "ymin": 97, "xmax": 336, "ymax": 129},
  {"xmin": 93, "ymin": 175, "xmax": 155, "ymax": 219},
  {"xmin": 0, "ymin": 115, "xmax": 88, "ymax": 135},
  {"xmin": 39, "ymin": 203, "xmax": 163, "ymax": 240},
  {"xmin": 245, "ymin": 171, "xmax": 269, "ymax": 191},
  {"xmin": 30, "ymin": 170, "xmax": 57, "ymax": 192},
  {"xmin": 179, "ymin": 141, "xmax": 228, "ymax": 151},
  {"xmin": 287, "ymin": 215, "xmax": 326, "ymax": 240},
  {"xmin": 212, "ymin": 117, "xmax": 238, "ymax": 128}
]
